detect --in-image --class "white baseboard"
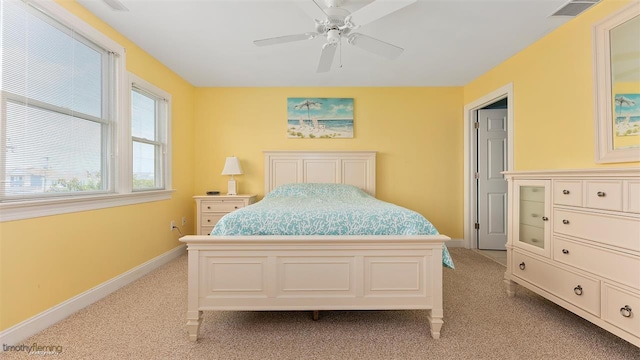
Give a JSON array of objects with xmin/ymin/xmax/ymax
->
[
  {"xmin": 445, "ymin": 238, "xmax": 466, "ymax": 248},
  {"xmin": 0, "ymin": 244, "xmax": 185, "ymax": 346}
]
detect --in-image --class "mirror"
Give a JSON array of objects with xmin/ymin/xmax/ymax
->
[{"xmin": 594, "ymin": 3, "xmax": 640, "ymax": 163}]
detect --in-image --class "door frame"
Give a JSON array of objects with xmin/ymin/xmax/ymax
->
[{"xmin": 463, "ymin": 83, "xmax": 514, "ymax": 249}]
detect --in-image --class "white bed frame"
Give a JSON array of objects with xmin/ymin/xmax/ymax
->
[{"xmin": 180, "ymin": 151, "xmax": 450, "ymax": 341}]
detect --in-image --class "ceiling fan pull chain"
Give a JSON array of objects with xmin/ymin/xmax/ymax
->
[{"xmin": 339, "ymin": 37, "xmax": 343, "ymax": 69}]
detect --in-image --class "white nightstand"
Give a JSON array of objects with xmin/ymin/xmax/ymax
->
[{"xmin": 194, "ymin": 194, "xmax": 257, "ymax": 235}]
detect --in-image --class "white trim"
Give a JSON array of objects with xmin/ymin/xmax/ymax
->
[
  {"xmin": 0, "ymin": 189, "xmax": 174, "ymax": 222},
  {"xmin": 593, "ymin": 2, "xmax": 640, "ymax": 163},
  {"xmin": 444, "ymin": 238, "xmax": 465, "ymax": 248},
  {"xmin": 0, "ymin": 245, "xmax": 185, "ymax": 345},
  {"xmin": 28, "ymin": 0, "xmax": 125, "ymax": 56},
  {"xmin": 463, "ymin": 83, "xmax": 514, "ymax": 249}
]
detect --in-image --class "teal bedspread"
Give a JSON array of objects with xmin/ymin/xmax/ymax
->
[{"xmin": 211, "ymin": 183, "xmax": 454, "ymax": 269}]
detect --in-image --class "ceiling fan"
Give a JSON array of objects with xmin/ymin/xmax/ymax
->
[{"xmin": 253, "ymin": 0, "xmax": 416, "ymax": 72}]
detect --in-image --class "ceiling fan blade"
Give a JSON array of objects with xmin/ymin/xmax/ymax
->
[
  {"xmin": 347, "ymin": 33, "xmax": 403, "ymax": 59},
  {"xmin": 298, "ymin": 0, "xmax": 328, "ymax": 20},
  {"xmin": 317, "ymin": 43, "xmax": 337, "ymax": 73},
  {"xmin": 350, "ymin": 0, "xmax": 416, "ymax": 27},
  {"xmin": 254, "ymin": 33, "xmax": 317, "ymax": 47}
]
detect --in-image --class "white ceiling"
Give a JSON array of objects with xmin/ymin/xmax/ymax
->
[{"xmin": 77, "ymin": 0, "xmax": 577, "ymax": 87}]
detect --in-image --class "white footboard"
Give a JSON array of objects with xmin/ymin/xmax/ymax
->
[{"xmin": 180, "ymin": 235, "xmax": 448, "ymax": 341}]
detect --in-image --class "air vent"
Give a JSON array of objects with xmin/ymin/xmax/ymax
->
[
  {"xmin": 551, "ymin": 0, "xmax": 600, "ymax": 17},
  {"xmin": 103, "ymin": 0, "xmax": 129, "ymax": 12}
]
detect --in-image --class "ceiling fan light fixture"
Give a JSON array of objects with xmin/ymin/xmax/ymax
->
[{"xmin": 327, "ymin": 29, "xmax": 341, "ymax": 44}]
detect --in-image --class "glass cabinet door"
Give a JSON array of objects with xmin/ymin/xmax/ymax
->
[{"xmin": 514, "ymin": 180, "xmax": 551, "ymax": 257}]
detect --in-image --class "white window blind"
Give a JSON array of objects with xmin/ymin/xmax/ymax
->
[
  {"xmin": 131, "ymin": 86, "xmax": 167, "ymax": 191},
  {"xmin": 1, "ymin": 0, "xmax": 116, "ymax": 200}
]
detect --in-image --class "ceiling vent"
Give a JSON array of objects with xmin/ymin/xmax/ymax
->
[
  {"xmin": 103, "ymin": 0, "xmax": 128, "ymax": 11},
  {"xmin": 551, "ymin": 0, "xmax": 600, "ymax": 17}
]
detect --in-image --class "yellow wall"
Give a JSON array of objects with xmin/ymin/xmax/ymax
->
[
  {"xmin": 194, "ymin": 87, "xmax": 464, "ymax": 238},
  {"xmin": 0, "ymin": 1, "xmax": 196, "ymax": 331},
  {"xmin": 464, "ymin": 0, "xmax": 640, "ymax": 170}
]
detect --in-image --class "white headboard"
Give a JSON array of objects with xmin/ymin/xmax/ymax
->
[{"xmin": 264, "ymin": 151, "xmax": 376, "ymax": 196}]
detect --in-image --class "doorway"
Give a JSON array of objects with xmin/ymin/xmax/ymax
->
[
  {"xmin": 463, "ymin": 84, "xmax": 514, "ymax": 257},
  {"xmin": 476, "ymin": 105, "xmax": 507, "ymax": 250}
]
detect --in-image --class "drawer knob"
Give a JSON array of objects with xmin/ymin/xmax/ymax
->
[
  {"xmin": 519, "ymin": 262, "xmax": 526, "ymax": 270},
  {"xmin": 562, "ymin": 190, "xmax": 570, "ymax": 195},
  {"xmin": 234, "ymin": 206, "xmax": 238, "ymax": 209},
  {"xmin": 597, "ymin": 191, "xmax": 606, "ymax": 197},
  {"xmin": 574, "ymin": 285, "xmax": 583, "ymax": 296},
  {"xmin": 207, "ymin": 219, "xmax": 211, "ymax": 223},
  {"xmin": 562, "ymin": 219, "xmax": 570, "ymax": 225},
  {"xmin": 207, "ymin": 206, "xmax": 211, "ymax": 210},
  {"xmin": 562, "ymin": 249, "xmax": 569, "ymax": 255},
  {"xmin": 542, "ymin": 216, "xmax": 549, "ymax": 221},
  {"xmin": 620, "ymin": 305, "xmax": 633, "ymax": 318}
]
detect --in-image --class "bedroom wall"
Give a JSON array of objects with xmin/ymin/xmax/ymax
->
[
  {"xmin": 0, "ymin": 0, "xmax": 196, "ymax": 332},
  {"xmin": 464, "ymin": 0, "xmax": 640, "ymax": 170},
  {"xmin": 193, "ymin": 87, "xmax": 464, "ymax": 238}
]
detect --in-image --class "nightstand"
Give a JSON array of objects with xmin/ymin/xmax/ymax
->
[{"xmin": 194, "ymin": 194, "xmax": 257, "ymax": 235}]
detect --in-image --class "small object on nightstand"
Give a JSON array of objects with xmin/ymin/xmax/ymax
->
[{"xmin": 206, "ymin": 191, "xmax": 220, "ymax": 196}]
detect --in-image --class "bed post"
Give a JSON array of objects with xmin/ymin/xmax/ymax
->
[
  {"xmin": 185, "ymin": 245, "xmax": 202, "ymax": 341},
  {"xmin": 427, "ymin": 244, "xmax": 444, "ymax": 339}
]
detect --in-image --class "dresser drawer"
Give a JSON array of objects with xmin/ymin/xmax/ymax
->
[
  {"xmin": 200, "ymin": 226, "xmax": 214, "ymax": 235},
  {"xmin": 554, "ymin": 180, "xmax": 582, "ymax": 207},
  {"xmin": 602, "ymin": 284, "xmax": 640, "ymax": 337},
  {"xmin": 202, "ymin": 214, "xmax": 225, "ymax": 228},
  {"xmin": 201, "ymin": 200, "xmax": 246, "ymax": 212},
  {"xmin": 554, "ymin": 237, "xmax": 640, "ymax": 290},
  {"xmin": 585, "ymin": 180, "xmax": 623, "ymax": 211},
  {"xmin": 512, "ymin": 251, "xmax": 600, "ymax": 316},
  {"xmin": 553, "ymin": 209, "xmax": 640, "ymax": 252}
]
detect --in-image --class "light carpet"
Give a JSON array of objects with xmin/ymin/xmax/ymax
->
[{"xmin": 3, "ymin": 248, "xmax": 638, "ymax": 359}]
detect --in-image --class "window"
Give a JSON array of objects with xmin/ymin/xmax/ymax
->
[
  {"xmin": 130, "ymin": 74, "xmax": 171, "ymax": 192},
  {"xmin": 0, "ymin": 1, "xmax": 172, "ymax": 222}
]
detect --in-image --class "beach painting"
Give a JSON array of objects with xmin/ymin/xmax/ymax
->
[
  {"xmin": 614, "ymin": 93, "xmax": 640, "ymax": 137},
  {"xmin": 287, "ymin": 98, "xmax": 354, "ymax": 138}
]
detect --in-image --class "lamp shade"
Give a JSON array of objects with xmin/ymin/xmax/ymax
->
[{"xmin": 221, "ymin": 157, "xmax": 243, "ymax": 175}]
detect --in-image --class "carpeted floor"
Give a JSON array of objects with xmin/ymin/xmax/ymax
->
[{"xmin": 3, "ymin": 248, "xmax": 639, "ymax": 359}]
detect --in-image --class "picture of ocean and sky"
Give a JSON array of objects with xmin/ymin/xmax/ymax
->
[
  {"xmin": 287, "ymin": 98, "xmax": 354, "ymax": 138},
  {"xmin": 614, "ymin": 93, "xmax": 640, "ymax": 137}
]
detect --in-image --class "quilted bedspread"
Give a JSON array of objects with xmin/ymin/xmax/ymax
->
[{"xmin": 211, "ymin": 183, "xmax": 454, "ymax": 268}]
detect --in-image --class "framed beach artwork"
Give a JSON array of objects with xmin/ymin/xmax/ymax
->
[
  {"xmin": 287, "ymin": 98, "xmax": 354, "ymax": 138},
  {"xmin": 614, "ymin": 94, "xmax": 640, "ymax": 138}
]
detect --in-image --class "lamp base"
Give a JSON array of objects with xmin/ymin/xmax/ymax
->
[{"xmin": 227, "ymin": 179, "xmax": 237, "ymax": 195}]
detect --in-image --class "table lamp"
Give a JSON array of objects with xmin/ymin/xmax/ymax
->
[{"xmin": 221, "ymin": 156, "xmax": 243, "ymax": 195}]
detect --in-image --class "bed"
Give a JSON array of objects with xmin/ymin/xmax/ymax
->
[{"xmin": 179, "ymin": 151, "xmax": 452, "ymax": 341}]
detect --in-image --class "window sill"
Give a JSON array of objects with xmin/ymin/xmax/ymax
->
[{"xmin": 0, "ymin": 190, "xmax": 175, "ymax": 222}]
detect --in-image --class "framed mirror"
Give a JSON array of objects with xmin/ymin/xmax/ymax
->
[{"xmin": 594, "ymin": 2, "xmax": 640, "ymax": 163}]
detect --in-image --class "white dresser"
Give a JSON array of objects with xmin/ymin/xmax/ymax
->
[
  {"xmin": 194, "ymin": 195, "xmax": 257, "ymax": 235},
  {"xmin": 503, "ymin": 169, "xmax": 640, "ymax": 347}
]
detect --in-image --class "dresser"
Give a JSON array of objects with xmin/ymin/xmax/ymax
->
[
  {"xmin": 194, "ymin": 195, "xmax": 257, "ymax": 235},
  {"xmin": 503, "ymin": 169, "xmax": 640, "ymax": 347}
]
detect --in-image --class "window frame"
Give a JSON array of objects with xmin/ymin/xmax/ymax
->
[
  {"xmin": 128, "ymin": 73, "xmax": 172, "ymax": 193},
  {"xmin": 0, "ymin": 0, "xmax": 173, "ymax": 222}
]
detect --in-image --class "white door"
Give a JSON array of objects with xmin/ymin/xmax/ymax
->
[{"xmin": 477, "ymin": 109, "xmax": 508, "ymax": 250}]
